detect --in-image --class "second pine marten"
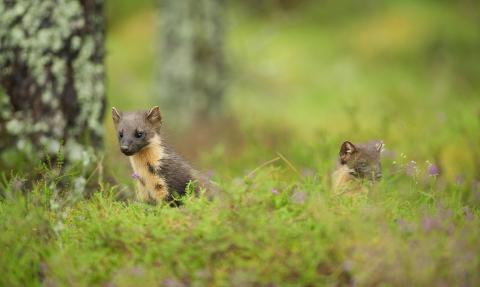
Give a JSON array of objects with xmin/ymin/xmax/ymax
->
[
  {"xmin": 112, "ymin": 106, "xmax": 211, "ymax": 204},
  {"xmin": 332, "ymin": 140, "xmax": 384, "ymax": 194}
]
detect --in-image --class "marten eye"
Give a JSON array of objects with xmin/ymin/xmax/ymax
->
[
  {"xmin": 118, "ymin": 130, "xmax": 123, "ymax": 138},
  {"xmin": 135, "ymin": 130, "xmax": 144, "ymax": 138}
]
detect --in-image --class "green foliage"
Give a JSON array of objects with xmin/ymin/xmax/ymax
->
[
  {"xmin": 106, "ymin": 0, "xmax": 155, "ymax": 28},
  {"xmin": 0, "ymin": 160, "xmax": 479, "ymax": 286}
]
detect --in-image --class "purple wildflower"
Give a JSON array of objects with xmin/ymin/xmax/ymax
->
[
  {"xmin": 427, "ymin": 163, "xmax": 440, "ymax": 176},
  {"xmin": 271, "ymin": 188, "xmax": 279, "ymax": 195},
  {"xmin": 131, "ymin": 172, "xmax": 141, "ymax": 180},
  {"xmin": 422, "ymin": 216, "xmax": 440, "ymax": 232}
]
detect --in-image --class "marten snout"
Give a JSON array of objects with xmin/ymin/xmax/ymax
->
[
  {"xmin": 120, "ymin": 145, "xmax": 135, "ymax": 156},
  {"xmin": 112, "ymin": 106, "xmax": 162, "ymax": 156}
]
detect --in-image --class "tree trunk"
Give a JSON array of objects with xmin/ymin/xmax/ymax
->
[
  {"xmin": 158, "ymin": 0, "xmax": 225, "ymax": 126},
  {"xmin": 0, "ymin": 0, "xmax": 105, "ymax": 172}
]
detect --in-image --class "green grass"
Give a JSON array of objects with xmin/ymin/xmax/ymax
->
[
  {"xmin": 2, "ymin": 0, "xmax": 480, "ymax": 286},
  {"xmin": 1, "ymin": 161, "xmax": 479, "ymax": 286}
]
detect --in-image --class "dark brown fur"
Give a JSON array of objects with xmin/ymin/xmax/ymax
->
[{"xmin": 112, "ymin": 106, "xmax": 206, "ymax": 204}]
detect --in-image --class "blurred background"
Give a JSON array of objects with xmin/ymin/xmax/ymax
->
[
  {"xmin": 0, "ymin": 0, "xmax": 479, "ymax": 187},
  {"xmin": 105, "ymin": 0, "xmax": 480, "ymax": 186}
]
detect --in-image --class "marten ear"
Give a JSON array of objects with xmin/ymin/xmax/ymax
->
[
  {"xmin": 375, "ymin": 141, "xmax": 384, "ymax": 153},
  {"xmin": 112, "ymin": 107, "xmax": 121, "ymax": 124},
  {"xmin": 340, "ymin": 141, "xmax": 356, "ymax": 164},
  {"xmin": 146, "ymin": 106, "xmax": 162, "ymax": 124}
]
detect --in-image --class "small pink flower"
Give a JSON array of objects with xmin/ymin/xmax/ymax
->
[
  {"xmin": 422, "ymin": 216, "xmax": 440, "ymax": 232},
  {"xmin": 271, "ymin": 188, "xmax": 279, "ymax": 195},
  {"xmin": 131, "ymin": 172, "xmax": 141, "ymax": 180},
  {"xmin": 428, "ymin": 164, "xmax": 440, "ymax": 176}
]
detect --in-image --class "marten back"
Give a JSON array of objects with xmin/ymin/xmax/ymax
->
[{"xmin": 156, "ymin": 144, "xmax": 197, "ymax": 200}]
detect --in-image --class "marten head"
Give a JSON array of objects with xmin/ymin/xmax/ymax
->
[
  {"xmin": 112, "ymin": 106, "xmax": 162, "ymax": 156},
  {"xmin": 339, "ymin": 140, "xmax": 384, "ymax": 181}
]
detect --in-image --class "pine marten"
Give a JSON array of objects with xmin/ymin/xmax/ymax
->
[
  {"xmin": 332, "ymin": 140, "xmax": 384, "ymax": 194},
  {"xmin": 112, "ymin": 106, "xmax": 210, "ymax": 204}
]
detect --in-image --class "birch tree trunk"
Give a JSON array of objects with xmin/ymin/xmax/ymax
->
[
  {"xmin": 158, "ymin": 0, "xmax": 225, "ymax": 125},
  {"xmin": 0, "ymin": 0, "xmax": 105, "ymax": 172}
]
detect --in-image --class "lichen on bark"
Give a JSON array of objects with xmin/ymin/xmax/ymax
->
[{"xmin": 0, "ymin": 0, "xmax": 105, "ymax": 173}]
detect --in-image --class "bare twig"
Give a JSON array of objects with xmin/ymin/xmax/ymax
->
[{"xmin": 276, "ymin": 152, "xmax": 299, "ymax": 175}]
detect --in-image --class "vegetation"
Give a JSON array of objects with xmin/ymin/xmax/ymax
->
[
  {"xmin": 1, "ymin": 0, "xmax": 479, "ymax": 286},
  {"xmin": 1, "ymin": 151, "xmax": 479, "ymax": 286}
]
